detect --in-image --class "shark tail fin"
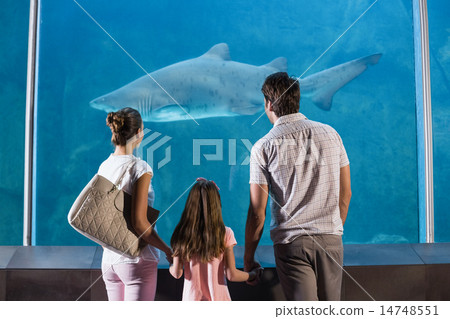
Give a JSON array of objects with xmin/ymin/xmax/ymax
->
[
  {"xmin": 263, "ymin": 57, "xmax": 287, "ymax": 72},
  {"xmin": 306, "ymin": 53, "xmax": 382, "ymax": 111}
]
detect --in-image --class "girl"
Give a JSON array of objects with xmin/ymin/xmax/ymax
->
[
  {"xmin": 169, "ymin": 178, "xmax": 262, "ymax": 300},
  {"xmin": 99, "ymin": 107, "xmax": 172, "ymax": 301}
]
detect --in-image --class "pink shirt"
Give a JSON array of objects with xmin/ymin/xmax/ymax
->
[{"xmin": 182, "ymin": 227, "xmax": 237, "ymax": 301}]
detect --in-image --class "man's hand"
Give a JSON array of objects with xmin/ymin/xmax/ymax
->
[
  {"xmin": 245, "ymin": 259, "xmax": 263, "ymax": 286},
  {"xmin": 247, "ymin": 265, "xmax": 264, "ymax": 286},
  {"xmin": 244, "ymin": 258, "xmax": 261, "ymax": 272}
]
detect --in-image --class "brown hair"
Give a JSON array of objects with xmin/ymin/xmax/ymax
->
[
  {"xmin": 106, "ymin": 107, "xmax": 142, "ymax": 146},
  {"xmin": 261, "ymin": 72, "xmax": 300, "ymax": 117},
  {"xmin": 170, "ymin": 179, "xmax": 226, "ymax": 263}
]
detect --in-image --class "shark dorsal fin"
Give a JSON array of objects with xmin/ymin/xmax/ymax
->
[
  {"xmin": 202, "ymin": 43, "xmax": 231, "ymax": 60},
  {"xmin": 263, "ymin": 57, "xmax": 287, "ymax": 72}
]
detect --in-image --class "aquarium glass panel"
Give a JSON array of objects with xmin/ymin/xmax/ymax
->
[{"xmin": 34, "ymin": 0, "xmax": 419, "ymax": 245}]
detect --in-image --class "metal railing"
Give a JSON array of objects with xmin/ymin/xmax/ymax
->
[{"xmin": 23, "ymin": 0, "xmax": 39, "ymax": 246}]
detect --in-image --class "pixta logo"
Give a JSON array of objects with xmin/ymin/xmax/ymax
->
[
  {"xmin": 135, "ymin": 129, "xmax": 172, "ymax": 170},
  {"xmin": 130, "ymin": 134, "xmax": 324, "ymax": 170},
  {"xmin": 193, "ymin": 139, "xmax": 253, "ymax": 166}
]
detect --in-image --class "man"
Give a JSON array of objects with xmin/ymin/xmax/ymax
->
[{"xmin": 244, "ymin": 72, "xmax": 351, "ymax": 301}]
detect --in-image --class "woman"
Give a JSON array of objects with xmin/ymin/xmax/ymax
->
[{"xmin": 98, "ymin": 107, "xmax": 172, "ymax": 301}]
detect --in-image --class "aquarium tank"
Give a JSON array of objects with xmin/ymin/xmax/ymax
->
[{"xmin": 1, "ymin": 0, "xmax": 449, "ymax": 246}]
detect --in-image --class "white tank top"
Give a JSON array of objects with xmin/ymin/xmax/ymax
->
[{"xmin": 98, "ymin": 154, "xmax": 160, "ymax": 264}]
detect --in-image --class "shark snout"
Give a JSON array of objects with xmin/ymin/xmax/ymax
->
[
  {"xmin": 89, "ymin": 97, "xmax": 106, "ymax": 110},
  {"xmin": 89, "ymin": 96, "xmax": 119, "ymax": 113}
]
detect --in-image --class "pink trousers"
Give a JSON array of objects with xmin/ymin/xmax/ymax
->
[{"xmin": 102, "ymin": 258, "xmax": 158, "ymax": 301}]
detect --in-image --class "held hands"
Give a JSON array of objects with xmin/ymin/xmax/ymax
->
[
  {"xmin": 247, "ymin": 266, "xmax": 264, "ymax": 285},
  {"xmin": 245, "ymin": 260, "xmax": 263, "ymax": 286}
]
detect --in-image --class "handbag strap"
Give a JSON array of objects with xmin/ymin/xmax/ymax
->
[{"xmin": 108, "ymin": 158, "xmax": 136, "ymax": 193}]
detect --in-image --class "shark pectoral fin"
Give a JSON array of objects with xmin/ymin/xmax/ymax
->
[
  {"xmin": 201, "ymin": 43, "xmax": 231, "ymax": 60},
  {"xmin": 231, "ymin": 104, "xmax": 262, "ymax": 115},
  {"xmin": 311, "ymin": 90, "xmax": 334, "ymax": 111},
  {"xmin": 263, "ymin": 57, "xmax": 288, "ymax": 72}
]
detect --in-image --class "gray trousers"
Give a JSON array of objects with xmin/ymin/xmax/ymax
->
[{"xmin": 273, "ymin": 234, "xmax": 343, "ymax": 301}]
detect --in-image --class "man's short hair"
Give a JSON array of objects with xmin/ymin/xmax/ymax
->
[{"xmin": 261, "ymin": 72, "xmax": 300, "ymax": 117}]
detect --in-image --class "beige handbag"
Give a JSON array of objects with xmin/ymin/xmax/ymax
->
[{"xmin": 68, "ymin": 161, "xmax": 159, "ymax": 258}]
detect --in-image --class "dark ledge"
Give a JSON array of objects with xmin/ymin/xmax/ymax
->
[{"xmin": 1, "ymin": 243, "xmax": 449, "ymax": 301}]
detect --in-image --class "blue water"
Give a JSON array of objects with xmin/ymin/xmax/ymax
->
[
  {"xmin": 2, "ymin": 0, "xmax": 448, "ymax": 246},
  {"xmin": 428, "ymin": 0, "xmax": 450, "ymax": 242},
  {"xmin": 0, "ymin": 0, "xmax": 28, "ymax": 245},
  {"xmin": 34, "ymin": 0, "xmax": 418, "ymax": 246}
]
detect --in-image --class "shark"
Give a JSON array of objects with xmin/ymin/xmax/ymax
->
[{"xmin": 90, "ymin": 43, "xmax": 381, "ymax": 122}]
